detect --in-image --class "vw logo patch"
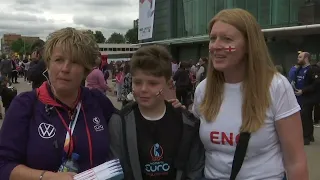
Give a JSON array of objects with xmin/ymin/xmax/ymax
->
[{"xmin": 38, "ymin": 123, "xmax": 56, "ymax": 139}]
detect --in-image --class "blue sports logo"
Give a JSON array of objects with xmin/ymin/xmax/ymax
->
[
  {"xmin": 150, "ymin": 143, "xmax": 163, "ymax": 161},
  {"xmin": 145, "ymin": 143, "xmax": 170, "ymax": 175}
]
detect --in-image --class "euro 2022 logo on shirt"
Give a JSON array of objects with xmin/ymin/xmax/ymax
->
[
  {"xmin": 144, "ymin": 143, "xmax": 170, "ymax": 176},
  {"xmin": 93, "ymin": 117, "xmax": 104, "ymax": 132}
]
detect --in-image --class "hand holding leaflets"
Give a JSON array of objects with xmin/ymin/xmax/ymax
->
[{"xmin": 73, "ymin": 159, "xmax": 123, "ymax": 180}]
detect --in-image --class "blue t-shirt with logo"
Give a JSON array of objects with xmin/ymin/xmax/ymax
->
[
  {"xmin": 295, "ymin": 66, "xmax": 310, "ymax": 89},
  {"xmin": 295, "ymin": 65, "xmax": 310, "ymax": 104},
  {"xmin": 288, "ymin": 66, "xmax": 298, "ymax": 83}
]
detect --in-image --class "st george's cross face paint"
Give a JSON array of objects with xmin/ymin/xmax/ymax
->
[
  {"xmin": 209, "ymin": 45, "xmax": 236, "ymax": 53},
  {"xmin": 223, "ymin": 45, "xmax": 236, "ymax": 52}
]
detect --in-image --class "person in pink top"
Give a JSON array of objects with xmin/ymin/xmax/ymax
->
[
  {"xmin": 115, "ymin": 67, "xmax": 124, "ymax": 101},
  {"xmin": 86, "ymin": 57, "xmax": 110, "ymax": 93}
]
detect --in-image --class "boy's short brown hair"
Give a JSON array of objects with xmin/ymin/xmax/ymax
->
[{"xmin": 130, "ymin": 45, "xmax": 172, "ymax": 80}]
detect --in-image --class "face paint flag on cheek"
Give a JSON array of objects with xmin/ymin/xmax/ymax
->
[
  {"xmin": 224, "ymin": 45, "xmax": 236, "ymax": 52},
  {"xmin": 155, "ymin": 89, "xmax": 163, "ymax": 97}
]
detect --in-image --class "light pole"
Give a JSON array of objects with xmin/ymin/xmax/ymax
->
[{"xmin": 23, "ymin": 40, "xmax": 25, "ymax": 57}]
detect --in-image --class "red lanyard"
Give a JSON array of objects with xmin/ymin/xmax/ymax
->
[{"xmin": 55, "ymin": 104, "xmax": 93, "ymax": 167}]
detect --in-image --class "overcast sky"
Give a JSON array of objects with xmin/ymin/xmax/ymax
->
[{"xmin": 0, "ymin": 0, "xmax": 138, "ymax": 40}]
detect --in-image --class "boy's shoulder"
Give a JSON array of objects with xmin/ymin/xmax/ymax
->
[
  {"xmin": 169, "ymin": 104, "xmax": 200, "ymax": 127},
  {"xmin": 119, "ymin": 101, "xmax": 138, "ymax": 116},
  {"xmin": 119, "ymin": 101, "xmax": 181, "ymax": 117}
]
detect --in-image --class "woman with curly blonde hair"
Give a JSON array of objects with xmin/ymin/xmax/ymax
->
[{"xmin": 0, "ymin": 27, "xmax": 115, "ymax": 180}]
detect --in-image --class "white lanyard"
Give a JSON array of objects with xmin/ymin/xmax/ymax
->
[{"xmin": 64, "ymin": 102, "xmax": 82, "ymax": 143}]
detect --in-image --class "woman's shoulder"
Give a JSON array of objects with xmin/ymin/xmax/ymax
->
[
  {"xmin": 194, "ymin": 79, "xmax": 207, "ymax": 96},
  {"xmin": 269, "ymin": 73, "xmax": 292, "ymax": 94},
  {"xmin": 84, "ymin": 87, "xmax": 107, "ymax": 99},
  {"xmin": 7, "ymin": 90, "xmax": 37, "ymax": 111},
  {"xmin": 16, "ymin": 90, "xmax": 37, "ymax": 102},
  {"xmin": 83, "ymin": 87, "xmax": 116, "ymax": 113}
]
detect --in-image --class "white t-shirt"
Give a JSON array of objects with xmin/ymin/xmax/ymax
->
[
  {"xmin": 192, "ymin": 74, "xmax": 300, "ymax": 180},
  {"xmin": 23, "ymin": 62, "xmax": 30, "ymax": 70}
]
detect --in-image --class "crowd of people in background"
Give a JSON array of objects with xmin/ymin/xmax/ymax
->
[
  {"xmin": 0, "ymin": 55, "xmax": 29, "ymax": 85},
  {"xmin": 106, "ymin": 57, "xmax": 210, "ymax": 110},
  {"xmin": 0, "ymin": 54, "xmax": 30, "ymax": 117},
  {"xmin": 0, "ymin": 40, "xmax": 319, "ymax": 148}
]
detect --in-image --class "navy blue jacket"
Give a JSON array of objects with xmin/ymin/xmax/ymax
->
[{"xmin": 0, "ymin": 82, "xmax": 115, "ymax": 179}]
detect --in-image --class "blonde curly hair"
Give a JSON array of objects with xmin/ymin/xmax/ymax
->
[{"xmin": 44, "ymin": 27, "xmax": 100, "ymax": 75}]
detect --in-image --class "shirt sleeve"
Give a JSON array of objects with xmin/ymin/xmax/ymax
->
[
  {"xmin": 0, "ymin": 92, "xmax": 35, "ymax": 179},
  {"xmin": 272, "ymin": 74, "xmax": 301, "ymax": 121}
]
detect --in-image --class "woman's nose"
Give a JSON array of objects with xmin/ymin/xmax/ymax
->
[
  {"xmin": 209, "ymin": 39, "xmax": 223, "ymax": 52},
  {"xmin": 61, "ymin": 61, "xmax": 72, "ymax": 72}
]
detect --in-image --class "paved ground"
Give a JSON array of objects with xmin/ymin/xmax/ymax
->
[{"xmin": 0, "ymin": 78, "xmax": 319, "ymax": 179}]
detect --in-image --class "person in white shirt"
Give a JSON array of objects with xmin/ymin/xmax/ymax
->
[
  {"xmin": 171, "ymin": 60, "xmax": 179, "ymax": 75},
  {"xmin": 192, "ymin": 8, "xmax": 308, "ymax": 180},
  {"xmin": 195, "ymin": 57, "xmax": 208, "ymax": 86},
  {"xmin": 22, "ymin": 59, "xmax": 31, "ymax": 83},
  {"xmin": 190, "ymin": 63, "xmax": 197, "ymax": 76}
]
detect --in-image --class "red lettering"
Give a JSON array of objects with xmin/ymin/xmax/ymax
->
[
  {"xmin": 210, "ymin": 131, "xmax": 220, "ymax": 144},
  {"xmin": 210, "ymin": 131, "xmax": 240, "ymax": 146},
  {"xmin": 222, "ymin": 132, "xmax": 233, "ymax": 145}
]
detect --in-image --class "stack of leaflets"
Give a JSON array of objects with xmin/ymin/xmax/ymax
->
[{"xmin": 74, "ymin": 159, "xmax": 123, "ymax": 180}]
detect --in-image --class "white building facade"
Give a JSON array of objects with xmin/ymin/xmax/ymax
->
[{"xmin": 98, "ymin": 43, "xmax": 140, "ymax": 62}]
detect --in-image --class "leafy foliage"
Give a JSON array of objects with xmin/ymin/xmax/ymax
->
[
  {"xmin": 106, "ymin": 32, "xmax": 126, "ymax": 44},
  {"xmin": 11, "ymin": 38, "xmax": 31, "ymax": 55},
  {"xmin": 125, "ymin": 27, "xmax": 138, "ymax": 44}
]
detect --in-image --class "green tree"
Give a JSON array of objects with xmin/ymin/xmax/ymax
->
[
  {"xmin": 11, "ymin": 38, "xmax": 31, "ymax": 55},
  {"xmin": 94, "ymin": 31, "xmax": 106, "ymax": 43},
  {"xmin": 83, "ymin": 30, "xmax": 96, "ymax": 41},
  {"xmin": 106, "ymin": 32, "xmax": 126, "ymax": 44},
  {"xmin": 125, "ymin": 27, "xmax": 138, "ymax": 44}
]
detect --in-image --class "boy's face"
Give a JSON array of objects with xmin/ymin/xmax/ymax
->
[{"xmin": 132, "ymin": 70, "xmax": 168, "ymax": 108}]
